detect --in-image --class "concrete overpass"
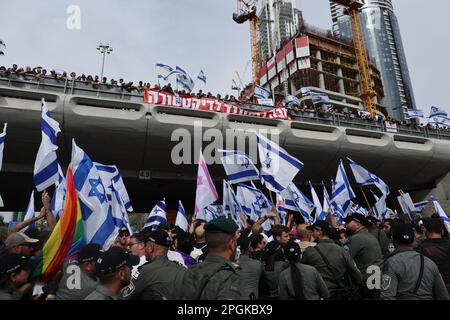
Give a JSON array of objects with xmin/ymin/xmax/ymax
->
[{"xmin": 0, "ymin": 77, "xmax": 449, "ymax": 213}]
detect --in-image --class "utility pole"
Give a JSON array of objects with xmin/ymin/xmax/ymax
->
[{"xmin": 97, "ymin": 43, "xmax": 113, "ymax": 81}]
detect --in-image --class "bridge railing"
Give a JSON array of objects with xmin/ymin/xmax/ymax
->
[{"xmin": 0, "ymin": 73, "xmax": 449, "ymax": 141}]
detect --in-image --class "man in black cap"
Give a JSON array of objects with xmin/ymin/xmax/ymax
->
[
  {"xmin": 237, "ymin": 234, "xmax": 263, "ymax": 300},
  {"xmin": 417, "ymin": 218, "xmax": 450, "ymax": 294},
  {"xmin": 0, "ymin": 254, "xmax": 36, "ymax": 300},
  {"xmin": 84, "ymin": 247, "xmax": 139, "ymax": 300},
  {"xmin": 180, "ymin": 218, "xmax": 242, "ymax": 300},
  {"xmin": 366, "ymin": 216, "xmax": 391, "ymax": 255},
  {"xmin": 380, "ymin": 223, "xmax": 449, "ymax": 300},
  {"xmin": 53, "ymin": 243, "xmax": 101, "ymax": 300},
  {"xmin": 302, "ymin": 221, "xmax": 362, "ymax": 300},
  {"xmin": 120, "ymin": 229, "xmax": 186, "ymax": 300}
]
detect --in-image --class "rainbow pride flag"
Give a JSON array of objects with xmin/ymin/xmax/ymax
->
[{"xmin": 32, "ymin": 166, "xmax": 85, "ymax": 281}]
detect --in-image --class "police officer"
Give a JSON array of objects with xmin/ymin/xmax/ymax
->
[
  {"xmin": 53, "ymin": 243, "xmax": 101, "ymax": 300},
  {"xmin": 279, "ymin": 241, "xmax": 329, "ymax": 300},
  {"xmin": 120, "ymin": 229, "xmax": 186, "ymax": 300},
  {"xmin": 0, "ymin": 254, "xmax": 36, "ymax": 300},
  {"xmin": 302, "ymin": 221, "xmax": 362, "ymax": 299},
  {"xmin": 237, "ymin": 234, "xmax": 264, "ymax": 300},
  {"xmin": 366, "ymin": 216, "xmax": 391, "ymax": 256},
  {"xmin": 84, "ymin": 247, "xmax": 139, "ymax": 300},
  {"xmin": 380, "ymin": 223, "xmax": 449, "ymax": 300},
  {"xmin": 180, "ymin": 218, "xmax": 242, "ymax": 300}
]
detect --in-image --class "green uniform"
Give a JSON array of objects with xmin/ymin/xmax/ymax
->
[
  {"xmin": 84, "ymin": 285, "xmax": 119, "ymax": 300},
  {"xmin": 120, "ymin": 254, "xmax": 186, "ymax": 300},
  {"xmin": 237, "ymin": 255, "xmax": 264, "ymax": 300},
  {"xmin": 344, "ymin": 228, "xmax": 383, "ymax": 276},
  {"xmin": 278, "ymin": 262, "xmax": 329, "ymax": 300},
  {"xmin": 260, "ymin": 261, "xmax": 289, "ymax": 300},
  {"xmin": 369, "ymin": 227, "xmax": 391, "ymax": 256},
  {"xmin": 380, "ymin": 248, "xmax": 450, "ymax": 300},
  {"xmin": 302, "ymin": 239, "xmax": 363, "ymax": 291},
  {"xmin": 56, "ymin": 261, "xmax": 98, "ymax": 300},
  {"xmin": 0, "ymin": 287, "xmax": 22, "ymax": 300},
  {"xmin": 180, "ymin": 254, "xmax": 242, "ymax": 300}
]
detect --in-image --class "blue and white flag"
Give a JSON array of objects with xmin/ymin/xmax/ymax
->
[
  {"xmin": 143, "ymin": 199, "xmax": 167, "ymax": 230},
  {"xmin": 372, "ymin": 192, "xmax": 388, "ymax": 221},
  {"xmin": 218, "ymin": 149, "xmax": 260, "ymax": 184},
  {"xmin": 284, "ymin": 95, "xmax": 300, "ymax": 107},
  {"xmin": 156, "ymin": 63, "xmax": 174, "ymax": 80},
  {"xmin": 280, "ymin": 183, "xmax": 315, "ymax": 224},
  {"xmin": 236, "ymin": 183, "xmax": 271, "ymax": 222},
  {"xmin": 309, "ymin": 182, "xmax": 323, "ymax": 223},
  {"xmin": 347, "ymin": 157, "xmax": 390, "ymax": 196},
  {"xmin": 407, "ymin": 109, "xmax": 424, "ymax": 119},
  {"xmin": 223, "ymin": 180, "xmax": 245, "ymax": 228},
  {"xmin": 321, "ymin": 183, "xmax": 331, "ymax": 221},
  {"xmin": 176, "ymin": 66, "xmax": 195, "ymax": 92},
  {"xmin": 50, "ymin": 164, "xmax": 66, "ymax": 221},
  {"xmin": 95, "ymin": 163, "xmax": 133, "ymax": 212},
  {"xmin": 350, "ymin": 202, "xmax": 369, "ymax": 216},
  {"xmin": 429, "ymin": 106, "xmax": 448, "ymax": 119},
  {"xmin": 197, "ymin": 203, "xmax": 224, "ymax": 222},
  {"xmin": 22, "ymin": 191, "xmax": 36, "ymax": 231},
  {"xmin": 109, "ymin": 180, "xmax": 132, "ymax": 241},
  {"xmin": 175, "ymin": 201, "xmax": 189, "ymax": 231},
  {"xmin": 300, "ymin": 87, "xmax": 311, "ymax": 97},
  {"xmin": 414, "ymin": 200, "xmax": 429, "ymax": 214},
  {"xmin": 331, "ymin": 161, "xmax": 356, "ymax": 221},
  {"xmin": 311, "ymin": 92, "xmax": 331, "ymax": 107},
  {"xmin": 71, "ymin": 139, "xmax": 115, "ymax": 249},
  {"xmin": 34, "ymin": 99, "xmax": 61, "ymax": 191},
  {"xmin": 254, "ymin": 85, "xmax": 270, "ymax": 99},
  {"xmin": 0, "ymin": 123, "xmax": 6, "ymax": 207},
  {"xmin": 431, "ymin": 196, "xmax": 450, "ymax": 232},
  {"xmin": 257, "ymin": 133, "xmax": 304, "ymax": 192},
  {"xmin": 357, "ymin": 109, "xmax": 371, "ymax": 117},
  {"xmin": 197, "ymin": 70, "xmax": 207, "ymax": 84}
]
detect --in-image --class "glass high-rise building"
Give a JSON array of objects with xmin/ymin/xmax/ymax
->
[{"xmin": 329, "ymin": 0, "xmax": 416, "ymax": 120}]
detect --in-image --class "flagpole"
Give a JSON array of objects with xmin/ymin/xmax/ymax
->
[{"xmin": 360, "ymin": 186, "xmax": 374, "ymax": 215}]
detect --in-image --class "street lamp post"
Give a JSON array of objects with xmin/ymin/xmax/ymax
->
[{"xmin": 97, "ymin": 43, "xmax": 113, "ymax": 81}]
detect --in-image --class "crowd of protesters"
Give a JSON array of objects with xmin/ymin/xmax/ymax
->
[
  {"xmin": 1, "ymin": 189, "xmax": 450, "ymax": 301},
  {"xmin": 1, "ymin": 64, "xmax": 449, "ymax": 134}
]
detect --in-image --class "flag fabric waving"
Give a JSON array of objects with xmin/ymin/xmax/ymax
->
[
  {"xmin": 194, "ymin": 150, "xmax": 219, "ymax": 214},
  {"xmin": 34, "ymin": 99, "xmax": 61, "ymax": 191},
  {"xmin": 32, "ymin": 167, "xmax": 84, "ymax": 281},
  {"xmin": 254, "ymin": 85, "xmax": 270, "ymax": 99},
  {"xmin": 257, "ymin": 133, "xmax": 303, "ymax": 192},
  {"xmin": 95, "ymin": 163, "xmax": 133, "ymax": 212},
  {"xmin": 236, "ymin": 183, "xmax": 271, "ymax": 222},
  {"xmin": 23, "ymin": 191, "xmax": 36, "ymax": 231},
  {"xmin": 218, "ymin": 149, "xmax": 260, "ymax": 184},
  {"xmin": 309, "ymin": 182, "xmax": 323, "ymax": 222},
  {"xmin": 197, "ymin": 70, "xmax": 207, "ymax": 84},
  {"xmin": 331, "ymin": 161, "xmax": 356, "ymax": 221},
  {"xmin": 143, "ymin": 200, "xmax": 167, "ymax": 230},
  {"xmin": 347, "ymin": 157, "xmax": 390, "ymax": 196},
  {"xmin": 0, "ymin": 123, "xmax": 6, "ymax": 207},
  {"xmin": 431, "ymin": 197, "xmax": 450, "ymax": 232},
  {"xmin": 175, "ymin": 201, "xmax": 189, "ymax": 232},
  {"xmin": 50, "ymin": 165, "xmax": 66, "ymax": 222},
  {"xmin": 280, "ymin": 182, "xmax": 315, "ymax": 223}
]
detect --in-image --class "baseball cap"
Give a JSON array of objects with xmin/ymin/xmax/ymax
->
[
  {"xmin": 77, "ymin": 243, "xmax": 102, "ymax": 264},
  {"xmin": 0, "ymin": 254, "xmax": 38, "ymax": 277},
  {"xmin": 5, "ymin": 232, "xmax": 39, "ymax": 249},
  {"xmin": 204, "ymin": 218, "xmax": 239, "ymax": 234},
  {"xmin": 392, "ymin": 223, "xmax": 415, "ymax": 244},
  {"xmin": 282, "ymin": 241, "xmax": 301, "ymax": 260},
  {"xmin": 145, "ymin": 229, "xmax": 172, "ymax": 247},
  {"xmin": 344, "ymin": 213, "xmax": 368, "ymax": 226},
  {"xmin": 306, "ymin": 221, "xmax": 332, "ymax": 234},
  {"xmin": 422, "ymin": 218, "xmax": 445, "ymax": 234},
  {"xmin": 366, "ymin": 215, "xmax": 379, "ymax": 226},
  {"xmin": 95, "ymin": 247, "xmax": 140, "ymax": 275},
  {"xmin": 118, "ymin": 228, "xmax": 130, "ymax": 237}
]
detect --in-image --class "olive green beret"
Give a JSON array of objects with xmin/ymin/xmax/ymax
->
[{"xmin": 204, "ymin": 218, "xmax": 239, "ymax": 234}]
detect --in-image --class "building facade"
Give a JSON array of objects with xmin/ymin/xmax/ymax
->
[{"xmin": 329, "ymin": 0, "xmax": 416, "ymax": 120}]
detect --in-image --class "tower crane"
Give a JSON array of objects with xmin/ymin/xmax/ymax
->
[
  {"xmin": 233, "ymin": 0, "xmax": 262, "ymax": 90},
  {"xmin": 331, "ymin": 0, "xmax": 378, "ymax": 118}
]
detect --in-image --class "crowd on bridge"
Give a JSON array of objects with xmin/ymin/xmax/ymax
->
[{"xmin": 1, "ymin": 191, "xmax": 450, "ymax": 301}]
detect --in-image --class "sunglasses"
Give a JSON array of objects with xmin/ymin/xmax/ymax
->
[{"xmin": 119, "ymin": 233, "xmax": 130, "ymax": 238}]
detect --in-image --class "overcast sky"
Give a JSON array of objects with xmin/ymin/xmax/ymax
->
[{"xmin": 0, "ymin": 0, "xmax": 449, "ymax": 115}]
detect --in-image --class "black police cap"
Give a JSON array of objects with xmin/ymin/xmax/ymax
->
[
  {"xmin": 392, "ymin": 223, "xmax": 415, "ymax": 245},
  {"xmin": 344, "ymin": 213, "xmax": 368, "ymax": 226},
  {"xmin": 0, "ymin": 254, "xmax": 37, "ymax": 276},
  {"xmin": 146, "ymin": 229, "xmax": 172, "ymax": 247},
  {"xmin": 78, "ymin": 243, "xmax": 102, "ymax": 264},
  {"xmin": 95, "ymin": 247, "xmax": 139, "ymax": 275}
]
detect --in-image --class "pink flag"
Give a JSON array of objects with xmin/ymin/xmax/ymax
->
[{"xmin": 195, "ymin": 150, "xmax": 219, "ymax": 214}]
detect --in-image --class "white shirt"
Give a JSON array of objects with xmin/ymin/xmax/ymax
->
[{"xmin": 132, "ymin": 255, "xmax": 147, "ymax": 280}]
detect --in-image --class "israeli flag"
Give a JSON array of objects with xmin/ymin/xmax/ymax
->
[
  {"xmin": 350, "ymin": 202, "xmax": 369, "ymax": 216},
  {"xmin": 284, "ymin": 95, "xmax": 300, "ymax": 107},
  {"xmin": 218, "ymin": 149, "xmax": 260, "ymax": 184},
  {"xmin": 372, "ymin": 192, "xmax": 388, "ymax": 221},
  {"xmin": 407, "ymin": 109, "xmax": 424, "ymax": 119},
  {"xmin": 429, "ymin": 106, "xmax": 448, "ymax": 119},
  {"xmin": 50, "ymin": 164, "xmax": 66, "ymax": 221},
  {"xmin": 331, "ymin": 161, "xmax": 355, "ymax": 221},
  {"xmin": 143, "ymin": 199, "xmax": 167, "ymax": 231},
  {"xmin": 276, "ymin": 193, "xmax": 287, "ymax": 226},
  {"xmin": 34, "ymin": 99, "xmax": 61, "ymax": 191},
  {"xmin": 223, "ymin": 180, "xmax": 245, "ymax": 228},
  {"xmin": 254, "ymin": 85, "xmax": 270, "ymax": 99},
  {"xmin": 176, "ymin": 66, "xmax": 195, "ymax": 92},
  {"xmin": 197, "ymin": 70, "xmax": 207, "ymax": 84},
  {"xmin": 236, "ymin": 183, "xmax": 271, "ymax": 222},
  {"xmin": 280, "ymin": 183, "xmax": 315, "ymax": 224},
  {"xmin": 0, "ymin": 123, "xmax": 6, "ymax": 207},
  {"xmin": 71, "ymin": 139, "xmax": 115, "ymax": 249},
  {"xmin": 347, "ymin": 158, "xmax": 390, "ymax": 196},
  {"xmin": 156, "ymin": 63, "xmax": 174, "ymax": 80},
  {"xmin": 321, "ymin": 183, "xmax": 331, "ymax": 221},
  {"xmin": 308, "ymin": 182, "xmax": 323, "ymax": 222},
  {"xmin": 108, "ymin": 181, "xmax": 132, "ymax": 244},
  {"xmin": 175, "ymin": 201, "xmax": 189, "ymax": 231},
  {"xmin": 414, "ymin": 200, "xmax": 429, "ymax": 214},
  {"xmin": 257, "ymin": 133, "xmax": 304, "ymax": 193},
  {"xmin": 300, "ymin": 87, "xmax": 312, "ymax": 97},
  {"xmin": 357, "ymin": 109, "xmax": 371, "ymax": 117},
  {"xmin": 431, "ymin": 196, "xmax": 450, "ymax": 232},
  {"xmin": 95, "ymin": 163, "xmax": 133, "ymax": 212},
  {"xmin": 22, "ymin": 191, "xmax": 36, "ymax": 231}
]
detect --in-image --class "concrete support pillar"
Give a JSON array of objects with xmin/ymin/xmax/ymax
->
[
  {"xmin": 411, "ymin": 171, "xmax": 450, "ymax": 216},
  {"xmin": 335, "ymin": 57, "xmax": 346, "ymax": 95},
  {"xmin": 316, "ymin": 50, "xmax": 326, "ymax": 90}
]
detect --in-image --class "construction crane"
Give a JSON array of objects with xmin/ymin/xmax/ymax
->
[
  {"xmin": 233, "ymin": 0, "xmax": 262, "ymax": 90},
  {"xmin": 332, "ymin": 0, "xmax": 378, "ymax": 118}
]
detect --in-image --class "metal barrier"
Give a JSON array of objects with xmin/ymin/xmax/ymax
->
[{"xmin": 0, "ymin": 72, "xmax": 449, "ymax": 141}]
